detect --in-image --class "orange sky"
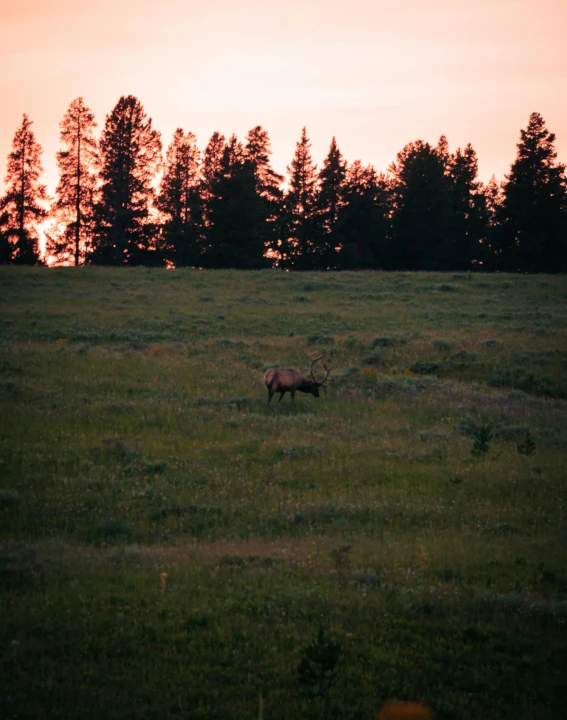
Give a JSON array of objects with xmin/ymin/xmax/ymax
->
[{"xmin": 1, "ymin": 0, "xmax": 566, "ymax": 196}]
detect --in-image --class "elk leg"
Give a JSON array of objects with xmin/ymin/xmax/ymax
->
[{"xmin": 278, "ymin": 391, "xmax": 285, "ymax": 402}]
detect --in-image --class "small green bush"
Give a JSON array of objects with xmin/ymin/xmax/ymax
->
[
  {"xmin": 472, "ymin": 423, "xmax": 494, "ymax": 456},
  {"xmin": 410, "ymin": 360, "xmax": 440, "ymax": 375}
]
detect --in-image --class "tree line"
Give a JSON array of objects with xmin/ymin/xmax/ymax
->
[{"xmin": 1, "ymin": 95, "xmax": 566, "ymax": 272}]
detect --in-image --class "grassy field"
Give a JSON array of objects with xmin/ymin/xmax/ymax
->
[{"xmin": 1, "ymin": 267, "xmax": 566, "ymax": 719}]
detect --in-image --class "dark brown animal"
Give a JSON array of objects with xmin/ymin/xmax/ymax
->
[{"xmin": 263, "ymin": 353, "xmax": 332, "ymax": 403}]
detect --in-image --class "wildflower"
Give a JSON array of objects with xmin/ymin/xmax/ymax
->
[{"xmin": 150, "ymin": 347, "xmax": 164, "ymax": 354}]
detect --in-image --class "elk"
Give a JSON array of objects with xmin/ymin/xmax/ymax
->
[{"xmin": 263, "ymin": 353, "xmax": 332, "ymax": 403}]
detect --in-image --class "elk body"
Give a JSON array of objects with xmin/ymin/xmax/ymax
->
[{"xmin": 263, "ymin": 354, "xmax": 332, "ymax": 403}]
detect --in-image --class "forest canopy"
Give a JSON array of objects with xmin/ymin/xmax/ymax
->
[{"xmin": 1, "ymin": 98, "xmax": 566, "ymax": 272}]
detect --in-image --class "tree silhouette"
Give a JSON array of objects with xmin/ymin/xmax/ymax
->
[
  {"xmin": 389, "ymin": 138, "xmax": 453, "ymax": 270},
  {"xmin": 496, "ymin": 112, "xmax": 567, "ymax": 272},
  {"xmin": 314, "ymin": 137, "xmax": 347, "ymax": 268},
  {"xmin": 336, "ymin": 161, "xmax": 392, "ymax": 269},
  {"xmin": 91, "ymin": 95, "xmax": 162, "ymax": 265},
  {"xmin": 244, "ymin": 126, "xmax": 283, "ymax": 260},
  {"xmin": 203, "ymin": 135, "xmax": 269, "ymax": 268},
  {"xmin": 46, "ymin": 98, "xmax": 99, "ymax": 266},
  {"xmin": 158, "ymin": 129, "xmax": 202, "ymax": 266},
  {"xmin": 0, "ymin": 114, "xmax": 47, "ymax": 264},
  {"xmin": 200, "ymin": 131, "xmax": 226, "ymax": 236},
  {"xmin": 282, "ymin": 127, "xmax": 318, "ymax": 269},
  {"xmin": 448, "ymin": 143, "xmax": 488, "ymax": 269}
]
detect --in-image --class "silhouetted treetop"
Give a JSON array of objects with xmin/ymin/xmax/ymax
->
[
  {"xmin": 92, "ymin": 95, "xmax": 162, "ymax": 265},
  {"xmin": 0, "ymin": 114, "xmax": 47, "ymax": 264}
]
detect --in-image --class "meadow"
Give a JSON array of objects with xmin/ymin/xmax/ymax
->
[{"xmin": 1, "ymin": 267, "xmax": 566, "ymax": 719}]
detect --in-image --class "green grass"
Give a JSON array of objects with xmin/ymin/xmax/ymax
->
[{"xmin": 1, "ymin": 267, "xmax": 567, "ymax": 719}]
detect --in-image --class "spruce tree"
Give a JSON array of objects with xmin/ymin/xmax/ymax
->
[
  {"xmin": 244, "ymin": 126, "xmax": 283, "ymax": 259},
  {"xmin": 448, "ymin": 143, "xmax": 488, "ymax": 269},
  {"xmin": 336, "ymin": 161, "xmax": 392, "ymax": 269},
  {"xmin": 158, "ymin": 129, "xmax": 202, "ymax": 266},
  {"xmin": 200, "ymin": 131, "xmax": 226, "ymax": 234},
  {"xmin": 389, "ymin": 138, "xmax": 453, "ymax": 270},
  {"xmin": 0, "ymin": 114, "xmax": 47, "ymax": 264},
  {"xmin": 314, "ymin": 137, "xmax": 347, "ymax": 268},
  {"xmin": 91, "ymin": 95, "xmax": 162, "ymax": 265},
  {"xmin": 282, "ymin": 127, "xmax": 318, "ymax": 269},
  {"xmin": 46, "ymin": 98, "xmax": 99, "ymax": 266},
  {"xmin": 203, "ymin": 135, "xmax": 269, "ymax": 269},
  {"xmin": 497, "ymin": 112, "xmax": 567, "ymax": 272},
  {"xmin": 244, "ymin": 126, "xmax": 283, "ymax": 203}
]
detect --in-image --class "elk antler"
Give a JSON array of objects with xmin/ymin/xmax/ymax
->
[
  {"xmin": 318, "ymin": 355, "xmax": 333, "ymax": 387},
  {"xmin": 307, "ymin": 351, "xmax": 323, "ymax": 381},
  {"xmin": 307, "ymin": 351, "xmax": 332, "ymax": 386}
]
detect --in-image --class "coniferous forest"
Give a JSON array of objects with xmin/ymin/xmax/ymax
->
[{"xmin": 1, "ymin": 95, "xmax": 566, "ymax": 272}]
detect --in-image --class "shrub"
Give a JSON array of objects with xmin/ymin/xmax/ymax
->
[
  {"xmin": 362, "ymin": 350, "xmax": 385, "ymax": 366},
  {"xmin": 410, "ymin": 360, "xmax": 440, "ymax": 375},
  {"xmin": 517, "ymin": 430, "xmax": 536, "ymax": 456},
  {"xmin": 297, "ymin": 627, "xmax": 342, "ymax": 696},
  {"xmin": 488, "ymin": 367, "xmax": 567, "ymax": 399},
  {"xmin": 371, "ymin": 336, "xmax": 406, "ymax": 348},
  {"xmin": 472, "ymin": 423, "xmax": 493, "ymax": 456}
]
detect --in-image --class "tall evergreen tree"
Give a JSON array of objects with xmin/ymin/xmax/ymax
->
[
  {"xmin": 496, "ymin": 112, "xmax": 567, "ymax": 272},
  {"xmin": 244, "ymin": 126, "xmax": 284, "ymax": 203},
  {"xmin": 157, "ymin": 129, "xmax": 202, "ymax": 266},
  {"xmin": 389, "ymin": 138, "xmax": 453, "ymax": 270},
  {"xmin": 0, "ymin": 114, "xmax": 47, "ymax": 264},
  {"xmin": 91, "ymin": 95, "xmax": 162, "ymax": 265},
  {"xmin": 200, "ymin": 131, "xmax": 226, "ymax": 234},
  {"xmin": 203, "ymin": 135, "xmax": 269, "ymax": 269},
  {"xmin": 314, "ymin": 137, "xmax": 347, "ymax": 268},
  {"xmin": 448, "ymin": 143, "xmax": 488, "ymax": 269},
  {"xmin": 46, "ymin": 98, "xmax": 99, "ymax": 266},
  {"xmin": 244, "ymin": 126, "xmax": 283, "ymax": 260},
  {"xmin": 336, "ymin": 162, "xmax": 392, "ymax": 269},
  {"xmin": 282, "ymin": 127, "xmax": 318, "ymax": 269}
]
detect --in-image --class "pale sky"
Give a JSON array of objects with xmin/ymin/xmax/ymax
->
[{"xmin": 1, "ymin": 0, "xmax": 566, "ymax": 196}]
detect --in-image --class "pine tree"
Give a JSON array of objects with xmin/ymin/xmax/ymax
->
[
  {"xmin": 200, "ymin": 131, "xmax": 226, "ymax": 233},
  {"xmin": 282, "ymin": 127, "xmax": 318, "ymax": 270},
  {"xmin": 336, "ymin": 161, "xmax": 392, "ymax": 269},
  {"xmin": 448, "ymin": 143, "xmax": 488, "ymax": 269},
  {"xmin": 46, "ymin": 98, "xmax": 99, "ymax": 266},
  {"xmin": 314, "ymin": 137, "xmax": 347, "ymax": 268},
  {"xmin": 0, "ymin": 114, "xmax": 47, "ymax": 264},
  {"xmin": 158, "ymin": 129, "xmax": 202, "ymax": 266},
  {"xmin": 389, "ymin": 138, "xmax": 453, "ymax": 270},
  {"xmin": 203, "ymin": 135, "xmax": 269, "ymax": 269},
  {"xmin": 91, "ymin": 95, "xmax": 162, "ymax": 265},
  {"xmin": 244, "ymin": 126, "xmax": 283, "ymax": 260},
  {"xmin": 497, "ymin": 112, "xmax": 567, "ymax": 272},
  {"xmin": 244, "ymin": 126, "xmax": 284, "ymax": 203}
]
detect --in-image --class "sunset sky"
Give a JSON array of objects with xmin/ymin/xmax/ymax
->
[{"xmin": 1, "ymin": 0, "xmax": 566, "ymax": 196}]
